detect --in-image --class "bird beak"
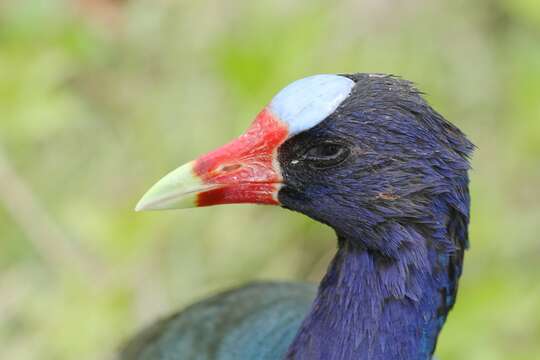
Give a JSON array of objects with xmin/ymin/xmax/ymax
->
[{"xmin": 135, "ymin": 108, "xmax": 289, "ymax": 211}]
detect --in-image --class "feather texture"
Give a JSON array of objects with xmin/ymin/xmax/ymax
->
[{"xmin": 120, "ymin": 282, "xmax": 316, "ymax": 360}]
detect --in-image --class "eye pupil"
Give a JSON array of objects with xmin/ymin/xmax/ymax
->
[
  {"xmin": 303, "ymin": 142, "xmax": 350, "ymax": 168},
  {"xmin": 309, "ymin": 144, "xmax": 341, "ymax": 158},
  {"xmin": 321, "ymin": 144, "xmax": 339, "ymax": 156}
]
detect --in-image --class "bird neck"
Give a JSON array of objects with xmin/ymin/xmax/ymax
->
[{"xmin": 286, "ymin": 218, "xmax": 465, "ymax": 360}]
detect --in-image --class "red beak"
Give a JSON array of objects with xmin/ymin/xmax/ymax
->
[{"xmin": 135, "ymin": 108, "xmax": 289, "ymax": 211}]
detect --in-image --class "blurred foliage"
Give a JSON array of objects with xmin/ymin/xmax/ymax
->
[{"xmin": 0, "ymin": 0, "xmax": 539, "ymax": 359}]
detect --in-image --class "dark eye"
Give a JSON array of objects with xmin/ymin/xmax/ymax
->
[{"xmin": 303, "ymin": 142, "xmax": 350, "ymax": 168}]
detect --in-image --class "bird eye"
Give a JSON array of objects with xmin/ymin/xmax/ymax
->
[{"xmin": 303, "ymin": 142, "xmax": 350, "ymax": 168}]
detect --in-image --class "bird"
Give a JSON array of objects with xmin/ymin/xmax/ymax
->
[{"xmin": 124, "ymin": 73, "xmax": 474, "ymax": 360}]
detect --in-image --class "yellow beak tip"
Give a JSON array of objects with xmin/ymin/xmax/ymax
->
[
  {"xmin": 134, "ymin": 201, "xmax": 148, "ymax": 212},
  {"xmin": 134, "ymin": 161, "xmax": 203, "ymax": 212},
  {"xmin": 134, "ymin": 194, "xmax": 162, "ymax": 212}
]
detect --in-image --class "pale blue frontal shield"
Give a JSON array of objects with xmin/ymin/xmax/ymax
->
[{"xmin": 269, "ymin": 74, "xmax": 355, "ymax": 136}]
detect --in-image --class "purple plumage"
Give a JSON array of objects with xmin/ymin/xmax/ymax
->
[
  {"xmin": 129, "ymin": 73, "xmax": 474, "ymax": 360},
  {"xmin": 280, "ymin": 74, "xmax": 473, "ymax": 359}
]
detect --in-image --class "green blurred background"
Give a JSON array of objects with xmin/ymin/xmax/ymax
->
[{"xmin": 1, "ymin": 0, "xmax": 539, "ymax": 359}]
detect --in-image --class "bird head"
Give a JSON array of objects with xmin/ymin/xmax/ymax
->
[{"xmin": 136, "ymin": 73, "xmax": 473, "ymax": 244}]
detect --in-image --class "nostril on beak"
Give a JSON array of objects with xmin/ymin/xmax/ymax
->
[{"xmin": 219, "ymin": 164, "xmax": 242, "ymax": 173}]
